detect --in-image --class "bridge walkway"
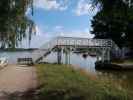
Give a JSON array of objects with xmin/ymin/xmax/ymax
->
[{"xmin": 18, "ymin": 37, "xmax": 118, "ymax": 64}]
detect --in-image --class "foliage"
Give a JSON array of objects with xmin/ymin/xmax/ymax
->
[
  {"xmin": 36, "ymin": 64, "xmax": 133, "ymax": 100},
  {"xmin": 0, "ymin": 0, "xmax": 35, "ymax": 48},
  {"xmin": 90, "ymin": 0, "xmax": 133, "ymax": 48}
]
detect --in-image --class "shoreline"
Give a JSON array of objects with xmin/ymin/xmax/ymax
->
[{"xmin": 95, "ymin": 61, "xmax": 133, "ymax": 70}]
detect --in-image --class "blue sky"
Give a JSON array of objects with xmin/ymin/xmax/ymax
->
[{"xmin": 21, "ymin": 0, "xmax": 97, "ymax": 48}]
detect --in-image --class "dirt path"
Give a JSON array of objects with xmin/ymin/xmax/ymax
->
[{"xmin": 0, "ymin": 65, "xmax": 38, "ymax": 98}]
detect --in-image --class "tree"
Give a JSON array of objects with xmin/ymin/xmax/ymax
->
[
  {"xmin": 0, "ymin": 0, "xmax": 35, "ymax": 48},
  {"xmin": 90, "ymin": 0, "xmax": 133, "ymax": 48}
]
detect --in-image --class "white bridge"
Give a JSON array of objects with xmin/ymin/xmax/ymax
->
[{"xmin": 19, "ymin": 37, "xmax": 118, "ymax": 64}]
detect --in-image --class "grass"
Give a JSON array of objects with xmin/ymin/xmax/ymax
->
[
  {"xmin": 124, "ymin": 59, "xmax": 133, "ymax": 63},
  {"xmin": 112, "ymin": 58, "xmax": 133, "ymax": 64},
  {"xmin": 36, "ymin": 64, "xmax": 133, "ymax": 100}
]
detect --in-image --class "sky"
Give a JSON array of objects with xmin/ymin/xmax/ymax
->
[{"xmin": 20, "ymin": 0, "xmax": 97, "ymax": 48}]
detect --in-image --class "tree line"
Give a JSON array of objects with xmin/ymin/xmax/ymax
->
[
  {"xmin": 0, "ymin": 0, "xmax": 35, "ymax": 48},
  {"xmin": 0, "ymin": 0, "xmax": 133, "ymax": 49},
  {"xmin": 90, "ymin": 0, "xmax": 133, "ymax": 49}
]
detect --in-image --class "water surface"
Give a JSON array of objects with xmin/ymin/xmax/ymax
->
[{"xmin": 0, "ymin": 51, "xmax": 133, "ymax": 91}]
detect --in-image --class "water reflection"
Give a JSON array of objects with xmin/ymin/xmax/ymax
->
[{"xmin": 43, "ymin": 52, "xmax": 97, "ymax": 73}]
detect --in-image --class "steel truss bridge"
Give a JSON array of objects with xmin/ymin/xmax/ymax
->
[{"xmin": 23, "ymin": 37, "xmax": 118, "ymax": 64}]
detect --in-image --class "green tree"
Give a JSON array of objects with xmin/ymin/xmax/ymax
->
[
  {"xmin": 0, "ymin": 0, "xmax": 35, "ymax": 48},
  {"xmin": 90, "ymin": 0, "xmax": 133, "ymax": 48}
]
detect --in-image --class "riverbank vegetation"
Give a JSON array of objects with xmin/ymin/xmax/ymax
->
[
  {"xmin": 36, "ymin": 64, "xmax": 133, "ymax": 100},
  {"xmin": 91, "ymin": 0, "xmax": 133, "ymax": 49},
  {"xmin": 112, "ymin": 58, "xmax": 133, "ymax": 64}
]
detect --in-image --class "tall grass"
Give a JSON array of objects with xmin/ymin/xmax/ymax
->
[{"xmin": 36, "ymin": 64, "xmax": 133, "ymax": 100}]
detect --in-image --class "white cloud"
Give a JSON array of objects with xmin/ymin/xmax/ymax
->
[
  {"xmin": 74, "ymin": 0, "xmax": 98, "ymax": 16},
  {"xmin": 52, "ymin": 25, "xmax": 94, "ymax": 38},
  {"xmin": 55, "ymin": 28, "xmax": 94, "ymax": 39},
  {"xmin": 34, "ymin": 0, "xmax": 68, "ymax": 11},
  {"xmin": 54, "ymin": 25, "xmax": 64, "ymax": 31},
  {"xmin": 68, "ymin": 30, "xmax": 94, "ymax": 38},
  {"xmin": 21, "ymin": 25, "xmax": 94, "ymax": 48}
]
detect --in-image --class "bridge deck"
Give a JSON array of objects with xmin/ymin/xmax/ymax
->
[
  {"xmin": 40, "ymin": 37, "xmax": 113, "ymax": 50},
  {"xmin": 19, "ymin": 37, "xmax": 117, "ymax": 63}
]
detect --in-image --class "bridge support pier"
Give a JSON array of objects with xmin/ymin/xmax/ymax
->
[
  {"xmin": 96, "ymin": 54, "xmax": 101, "ymax": 62},
  {"xmin": 101, "ymin": 48, "xmax": 111, "ymax": 63},
  {"xmin": 57, "ymin": 48, "xmax": 62, "ymax": 64},
  {"xmin": 64, "ymin": 47, "xmax": 70, "ymax": 65},
  {"xmin": 102, "ymin": 48, "xmax": 105, "ymax": 62},
  {"xmin": 96, "ymin": 48, "xmax": 102, "ymax": 62},
  {"xmin": 106, "ymin": 48, "xmax": 111, "ymax": 62}
]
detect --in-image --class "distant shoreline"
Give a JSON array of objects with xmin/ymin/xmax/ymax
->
[{"xmin": 0, "ymin": 48, "xmax": 38, "ymax": 52}]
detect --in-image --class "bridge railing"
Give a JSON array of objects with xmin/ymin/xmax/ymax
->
[
  {"xmin": 30, "ymin": 37, "xmax": 118, "ymax": 62},
  {"xmin": 40, "ymin": 38, "xmax": 58, "ymax": 50},
  {"xmin": 56, "ymin": 37, "xmax": 113, "ymax": 47},
  {"xmin": 30, "ymin": 38, "xmax": 58, "ymax": 61},
  {"xmin": 33, "ymin": 37, "xmax": 116, "ymax": 55},
  {"xmin": 38, "ymin": 37, "xmax": 116, "ymax": 51}
]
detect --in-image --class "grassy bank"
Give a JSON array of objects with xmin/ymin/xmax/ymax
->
[
  {"xmin": 36, "ymin": 64, "xmax": 133, "ymax": 100},
  {"xmin": 112, "ymin": 59, "xmax": 133, "ymax": 64}
]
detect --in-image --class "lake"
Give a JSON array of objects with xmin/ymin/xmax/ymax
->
[{"xmin": 0, "ymin": 51, "xmax": 133, "ymax": 91}]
